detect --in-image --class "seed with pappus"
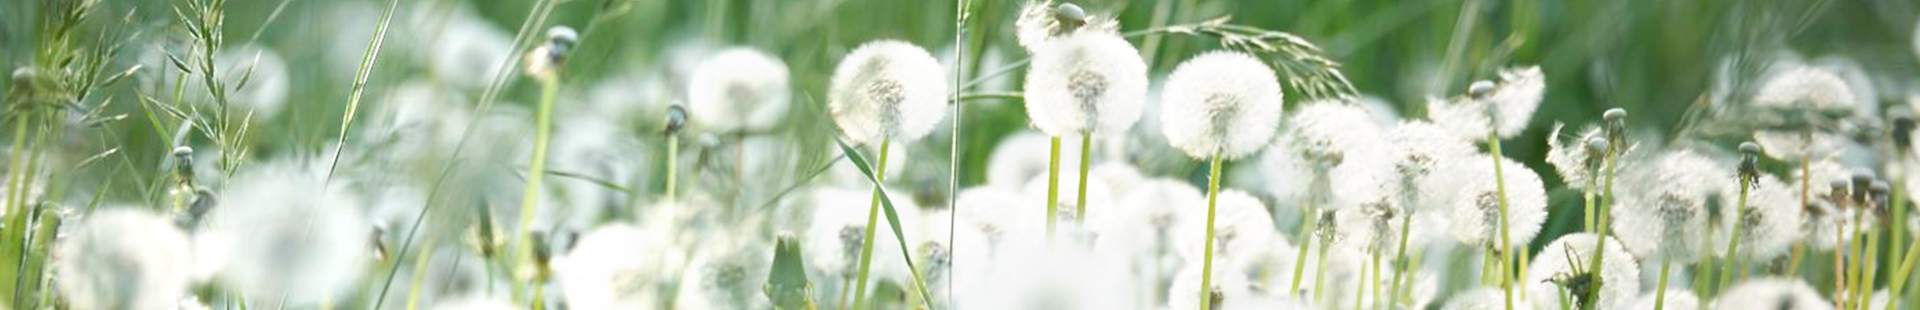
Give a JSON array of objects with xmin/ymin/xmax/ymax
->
[
  {"xmin": 828, "ymin": 40, "xmax": 949, "ymax": 145},
  {"xmin": 1158, "ymin": 51, "xmax": 1284, "ymax": 160}
]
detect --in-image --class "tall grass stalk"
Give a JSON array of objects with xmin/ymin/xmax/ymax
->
[
  {"xmin": 1197, "ymin": 155, "xmax": 1224, "ymax": 310},
  {"xmin": 322, "ymin": 0, "xmax": 402, "ymax": 183},
  {"xmin": 1291, "ymin": 169, "xmax": 1329, "ymax": 296},
  {"xmin": 850, "ymin": 139, "xmax": 892, "ymax": 310},
  {"xmin": 1075, "ymin": 135, "xmax": 1092, "ymax": 223},
  {"xmin": 510, "ymin": 74, "xmax": 562, "ymax": 302}
]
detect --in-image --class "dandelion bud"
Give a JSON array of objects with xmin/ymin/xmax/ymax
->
[
  {"xmin": 1159, "ymin": 51, "xmax": 1284, "ymax": 159},
  {"xmin": 547, "ymin": 26, "xmax": 579, "ymax": 54},
  {"xmin": 827, "ymin": 40, "xmax": 949, "ymax": 145},
  {"xmin": 1053, "ymin": 3, "xmax": 1087, "ymax": 28},
  {"xmin": 522, "ymin": 26, "xmax": 578, "ymax": 78},
  {"xmin": 1739, "ymin": 142, "xmax": 1761, "ymax": 156},
  {"xmin": 171, "ymin": 145, "xmax": 193, "ymax": 161},
  {"xmin": 1015, "ymin": 0, "xmax": 1119, "ymax": 53},
  {"xmin": 1893, "ymin": 112, "xmax": 1915, "ymax": 149},
  {"xmin": 1023, "ymin": 30, "xmax": 1147, "ymax": 137},
  {"xmin": 10, "ymin": 67, "xmax": 33, "ymax": 86},
  {"xmin": 1586, "ymin": 137, "xmax": 1609, "ymax": 155},
  {"xmin": 664, "ymin": 104, "xmax": 688, "ymax": 135}
]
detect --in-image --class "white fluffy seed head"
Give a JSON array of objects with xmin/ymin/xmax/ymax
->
[
  {"xmin": 1425, "ymin": 154, "xmax": 1547, "ymax": 248},
  {"xmin": 1545, "ymin": 123, "xmax": 1608, "ymax": 190},
  {"xmin": 828, "ymin": 40, "xmax": 949, "ymax": 145},
  {"xmin": 1523, "ymin": 233, "xmax": 1640, "ymax": 310},
  {"xmin": 209, "ymin": 164, "xmax": 370, "ymax": 307},
  {"xmin": 1611, "ymin": 149, "xmax": 1733, "ymax": 262},
  {"xmin": 1629, "ymin": 290, "xmax": 1701, "ymax": 310},
  {"xmin": 55, "ymin": 209, "xmax": 192, "ymax": 310},
  {"xmin": 555, "ymin": 224, "xmax": 671, "ymax": 309},
  {"xmin": 1173, "ymin": 189, "xmax": 1280, "ymax": 267},
  {"xmin": 1427, "ymin": 66, "xmax": 1547, "ymax": 140},
  {"xmin": 1717, "ymin": 176, "xmax": 1805, "ymax": 261},
  {"xmin": 1159, "ymin": 51, "xmax": 1284, "ymax": 159},
  {"xmin": 1023, "ymin": 31, "xmax": 1148, "ymax": 137},
  {"xmin": 1713, "ymin": 278, "xmax": 1833, "ymax": 310},
  {"xmin": 687, "ymin": 48, "xmax": 792, "ymax": 133},
  {"xmin": 1753, "ymin": 66, "xmax": 1857, "ymax": 111},
  {"xmin": 1386, "ymin": 120, "xmax": 1476, "ymax": 186},
  {"xmin": 1282, "ymin": 100, "xmax": 1388, "ymax": 165}
]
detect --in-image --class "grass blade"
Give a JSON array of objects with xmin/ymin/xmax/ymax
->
[{"xmin": 833, "ymin": 138, "xmax": 936, "ymax": 310}]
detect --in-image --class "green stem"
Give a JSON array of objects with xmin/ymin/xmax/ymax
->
[
  {"xmin": 1655, "ymin": 260, "xmax": 1672, "ymax": 310},
  {"xmin": 1290, "ymin": 203, "xmax": 1318, "ymax": 296},
  {"xmin": 1075, "ymin": 135, "xmax": 1092, "ymax": 223},
  {"xmin": 510, "ymin": 75, "xmax": 561, "ymax": 302},
  {"xmin": 1857, "ymin": 225, "xmax": 1881, "ymax": 310},
  {"xmin": 1845, "ymin": 208, "xmax": 1866, "ymax": 308},
  {"xmin": 403, "ymin": 238, "xmax": 437, "ymax": 310},
  {"xmin": 1198, "ymin": 156, "xmax": 1224, "ymax": 310},
  {"xmin": 1046, "ymin": 136, "xmax": 1061, "ymax": 237},
  {"xmin": 1582, "ymin": 147, "xmax": 1619, "ymax": 310},
  {"xmin": 1720, "ymin": 175, "xmax": 1752, "ymax": 292},
  {"xmin": 1386, "ymin": 205, "xmax": 1415, "ymax": 307},
  {"xmin": 1487, "ymin": 133, "xmax": 1515, "ymax": 310},
  {"xmin": 1889, "ymin": 219, "xmax": 1920, "ymax": 309},
  {"xmin": 850, "ymin": 139, "xmax": 892, "ymax": 310},
  {"xmin": 665, "ymin": 135, "xmax": 678, "ymax": 202}
]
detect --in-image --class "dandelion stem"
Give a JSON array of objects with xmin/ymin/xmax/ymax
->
[
  {"xmin": 1197, "ymin": 155, "xmax": 1224, "ymax": 310},
  {"xmin": 1075, "ymin": 135, "xmax": 1092, "ymax": 223},
  {"xmin": 1487, "ymin": 132, "xmax": 1515, "ymax": 310},
  {"xmin": 1289, "ymin": 202, "xmax": 1318, "ymax": 296},
  {"xmin": 665, "ymin": 135, "xmax": 679, "ymax": 202},
  {"xmin": 850, "ymin": 139, "xmax": 892, "ymax": 310},
  {"xmin": 1046, "ymin": 136, "xmax": 1062, "ymax": 237},
  {"xmin": 1655, "ymin": 259, "xmax": 1672, "ymax": 310},
  {"xmin": 510, "ymin": 74, "xmax": 561, "ymax": 303},
  {"xmin": 1889, "ymin": 213, "xmax": 1920, "ymax": 309},
  {"xmin": 1387, "ymin": 205, "xmax": 1415, "ymax": 307},
  {"xmin": 1581, "ymin": 145, "xmax": 1620, "ymax": 310},
  {"xmin": 1719, "ymin": 174, "xmax": 1752, "ymax": 292}
]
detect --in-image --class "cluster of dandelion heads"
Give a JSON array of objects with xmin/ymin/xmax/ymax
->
[
  {"xmin": 829, "ymin": 40, "xmax": 949, "ymax": 145},
  {"xmin": 1422, "ymin": 155, "xmax": 1548, "ymax": 248},
  {"xmin": 1611, "ymin": 149, "xmax": 1733, "ymax": 262},
  {"xmin": 53, "ymin": 209, "xmax": 192, "ymax": 310},
  {"xmin": 688, "ymin": 48, "xmax": 792, "ymax": 133},
  {"xmin": 1014, "ymin": 1, "xmax": 1119, "ymax": 54},
  {"xmin": 1023, "ymin": 30, "xmax": 1148, "ymax": 137},
  {"xmin": 1172, "ymin": 190, "xmax": 1282, "ymax": 266},
  {"xmin": 1544, "ymin": 123, "xmax": 1609, "ymax": 189},
  {"xmin": 1280, "ymin": 100, "xmax": 1398, "ymax": 207},
  {"xmin": 204, "ymin": 163, "xmax": 370, "ymax": 307},
  {"xmin": 1160, "ymin": 51, "xmax": 1285, "ymax": 159},
  {"xmin": 1427, "ymin": 66, "xmax": 1546, "ymax": 140},
  {"xmin": 1713, "ymin": 278, "xmax": 1833, "ymax": 309},
  {"xmin": 1523, "ymin": 233, "xmax": 1640, "ymax": 310}
]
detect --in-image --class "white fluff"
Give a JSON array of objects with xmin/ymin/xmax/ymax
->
[
  {"xmin": 1159, "ymin": 51, "xmax": 1284, "ymax": 159},
  {"xmin": 1713, "ymin": 278, "xmax": 1833, "ymax": 310},
  {"xmin": 1427, "ymin": 66, "xmax": 1547, "ymax": 140},
  {"xmin": 554, "ymin": 224, "xmax": 673, "ymax": 309},
  {"xmin": 54, "ymin": 209, "xmax": 193, "ymax": 310},
  {"xmin": 688, "ymin": 48, "xmax": 792, "ymax": 133},
  {"xmin": 1023, "ymin": 31, "xmax": 1148, "ymax": 137},
  {"xmin": 208, "ymin": 163, "xmax": 370, "ymax": 307},
  {"xmin": 1611, "ymin": 149, "xmax": 1734, "ymax": 263},
  {"xmin": 1424, "ymin": 154, "xmax": 1548, "ymax": 249},
  {"xmin": 1523, "ymin": 233, "xmax": 1640, "ymax": 310},
  {"xmin": 1013, "ymin": 0, "xmax": 1120, "ymax": 53},
  {"xmin": 829, "ymin": 40, "xmax": 950, "ymax": 145}
]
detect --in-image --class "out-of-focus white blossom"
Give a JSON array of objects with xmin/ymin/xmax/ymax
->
[
  {"xmin": 1428, "ymin": 66, "xmax": 1546, "ymax": 140},
  {"xmin": 1524, "ymin": 233, "xmax": 1640, "ymax": 310},
  {"xmin": 1713, "ymin": 278, "xmax": 1832, "ymax": 310},
  {"xmin": 828, "ymin": 40, "xmax": 949, "ymax": 145},
  {"xmin": 1024, "ymin": 31, "xmax": 1147, "ymax": 137},
  {"xmin": 688, "ymin": 48, "xmax": 791, "ymax": 133},
  {"xmin": 1159, "ymin": 51, "xmax": 1284, "ymax": 160},
  {"xmin": 1423, "ymin": 155, "xmax": 1547, "ymax": 248},
  {"xmin": 207, "ymin": 163, "xmax": 370, "ymax": 307},
  {"xmin": 54, "ymin": 209, "xmax": 192, "ymax": 310}
]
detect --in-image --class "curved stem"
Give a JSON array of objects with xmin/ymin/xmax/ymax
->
[
  {"xmin": 1198, "ymin": 156, "xmax": 1224, "ymax": 310},
  {"xmin": 510, "ymin": 75, "xmax": 561, "ymax": 302},
  {"xmin": 850, "ymin": 139, "xmax": 892, "ymax": 310},
  {"xmin": 1075, "ymin": 135, "xmax": 1093, "ymax": 223}
]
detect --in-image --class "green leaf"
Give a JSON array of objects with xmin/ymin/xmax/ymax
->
[{"xmin": 833, "ymin": 138, "xmax": 936, "ymax": 310}]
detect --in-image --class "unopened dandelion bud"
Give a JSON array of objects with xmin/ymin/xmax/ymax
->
[
  {"xmin": 1585, "ymin": 137, "xmax": 1609, "ymax": 155},
  {"xmin": 523, "ymin": 26, "xmax": 578, "ymax": 78},
  {"xmin": 1739, "ymin": 142, "xmax": 1761, "ymax": 157},
  {"xmin": 1054, "ymin": 3, "xmax": 1087, "ymax": 28},
  {"xmin": 547, "ymin": 27, "xmax": 579, "ymax": 54},
  {"xmin": 664, "ymin": 104, "xmax": 688, "ymax": 135},
  {"xmin": 1893, "ymin": 112, "xmax": 1915, "ymax": 149},
  {"xmin": 1603, "ymin": 108, "xmax": 1627, "ymax": 122}
]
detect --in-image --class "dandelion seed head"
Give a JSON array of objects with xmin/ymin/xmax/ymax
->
[
  {"xmin": 1718, "ymin": 176, "xmax": 1805, "ymax": 261},
  {"xmin": 1523, "ymin": 233, "xmax": 1639, "ymax": 310},
  {"xmin": 1612, "ymin": 149, "xmax": 1733, "ymax": 262},
  {"xmin": 1754, "ymin": 65, "xmax": 1859, "ymax": 111},
  {"xmin": 688, "ymin": 48, "xmax": 792, "ymax": 133},
  {"xmin": 214, "ymin": 45, "xmax": 290, "ymax": 120},
  {"xmin": 54, "ymin": 209, "xmax": 192, "ymax": 310},
  {"xmin": 1282, "ymin": 101, "xmax": 1388, "ymax": 165},
  {"xmin": 1713, "ymin": 278, "xmax": 1832, "ymax": 310},
  {"xmin": 829, "ymin": 40, "xmax": 949, "ymax": 145},
  {"xmin": 955, "ymin": 186, "xmax": 1036, "ymax": 244},
  {"xmin": 1546, "ymin": 123, "xmax": 1608, "ymax": 190},
  {"xmin": 555, "ymin": 224, "xmax": 673, "ymax": 309},
  {"xmin": 1173, "ymin": 189, "xmax": 1280, "ymax": 267},
  {"xmin": 1629, "ymin": 290, "xmax": 1701, "ymax": 310},
  {"xmin": 1160, "ymin": 51, "xmax": 1284, "ymax": 159},
  {"xmin": 803, "ymin": 187, "xmax": 913, "ymax": 283},
  {"xmin": 1165, "ymin": 263, "xmax": 1256, "ymax": 310},
  {"xmin": 985, "ymin": 132, "xmax": 1086, "ymax": 189},
  {"xmin": 1023, "ymin": 31, "xmax": 1148, "ymax": 137},
  {"xmin": 413, "ymin": 6, "xmax": 510, "ymax": 89},
  {"xmin": 673, "ymin": 235, "xmax": 772, "ymax": 310},
  {"xmin": 1330, "ymin": 198, "xmax": 1401, "ymax": 255},
  {"xmin": 964, "ymin": 240, "xmax": 1135, "ymax": 310},
  {"xmin": 208, "ymin": 163, "xmax": 370, "ymax": 307},
  {"xmin": 1386, "ymin": 120, "xmax": 1476, "ymax": 185},
  {"xmin": 1429, "ymin": 66, "xmax": 1546, "ymax": 140},
  {"xmin": 1014, "ymin": 0, "xmax": 1120, "ymax": 53},
  {"xmin": 1425, "ymin": 155, "xmax": 1548, "ymax": 247},
  {"xmin": 1443, "ymin": 286, "xmax": 1533, "ymax": 310},
  {"xmin": 1090, "ymin": 178, "xmax": 1201, "ymax": 260}
]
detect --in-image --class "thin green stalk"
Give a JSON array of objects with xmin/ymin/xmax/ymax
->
[
  {"xmin": 1046, "ymin": 137, "xmax": 1061, "ymax": 236},
  {"xmin": 1398, "ymin": 250, "xmax": 1425, "ymax": 304},
  {"xmin": 403, "ymin": 238, "xmax": 437, "ymax": 310},
  {"xmin": 1075, "ymin": 135, "xmax": 1092, "ymax": 223},
  {"xmin": 1888, "ymin": 218, "xmax": 1920, "ymax": 309},
  {"xmin": 1855, "ymin": 227, "xmax": 1880, "ymax": 310},
  {"xmin": 1582, "ymin": 147, "xmax": 1619, "ymax": 310},
  {"xmin": 665, "ymin": 135, "xmax": 678, "ymax": 202},
  {"xmin": 1198, "ymin": 156, "xmax": 1224, "ymax": 310},
  {"xmin": 850, "ymin": 139, "xmax": 892, "ymax": 310},
  {"xmin": 1695, "ymin": 231, "xmax": 1716, "ymax": 295},
  {"xmin": 1655, "ymin": 260, "xmax": 1672, "ymax": 310},
  {"xmin": 323, "ymin": 0, "xmax": 403, "ymax": 182},
  {"xmin": 1720, "ymin": 175, "xmax": 1753, "ymax": 291},
  {"xmin": 1845, "ymin": 208, "xmax": 1866, "ymax": 308},
  {"xmin": 1386, "ymin": 206, "xmax": 1415, "ymax": 307},
  {"xmin": 510, "ymin": 75, "xmax": 562, "ymax": 302},
  {"xmin": 1289, "ymin": 203, "xmax": 1318, "ymax": 295},
  {"xmin": 1353, "ymin": 260, "xmax": 1367, "ymax": 310},
  {"xmin": 1487, "ymin": 133, "xmax": 1515, "ymax": 310}
]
